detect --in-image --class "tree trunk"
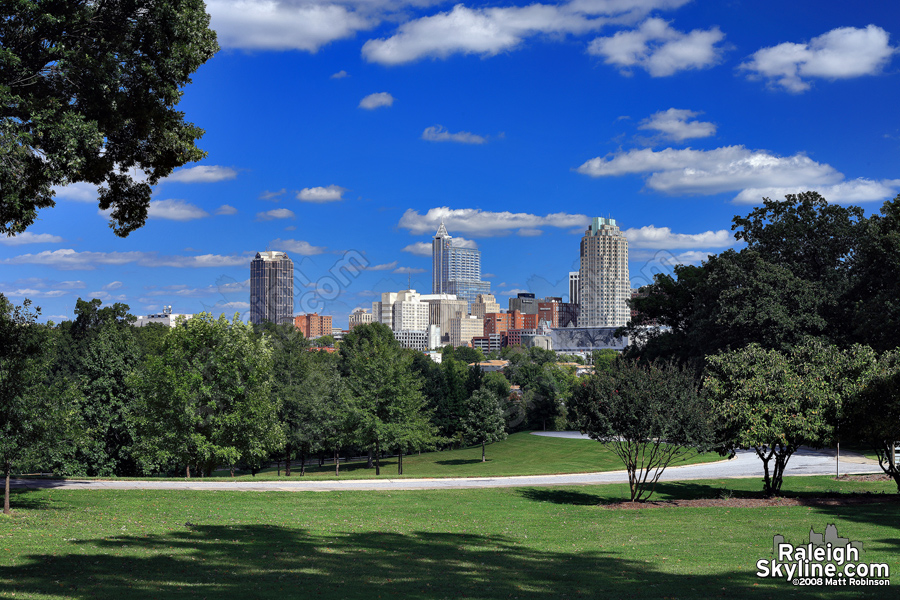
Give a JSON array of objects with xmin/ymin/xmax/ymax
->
[
  {"xmin": 398, "ymin": 450, "xmax": 403, "ymax": 475},
  {"xmin": 185, "ymin": 464, "xmax": 191, "ymax": 479},
  {"xmin": 482, "ymin": 441, "xmax": 486, "ymax": 462},
  {"xmin": 4, "ymin": 461, "xmax": 11, "ymax": 515},
  {"xmin": 366, "ymin": 450, "xmax": 373, "ymax": 469},
  {"xmin": 231, "ymin": 465, "xmax": 235, "ymax": 477},
  {"xmin": 300, "ymin": 444, "xmax": 306, "ymax": 476},
  {"xmin": 285, "ymin": 443, "xmax": 292, "ymax": 477},
  {"xmin": 375, "ymin": 441, "xmax": 381, "ymax": 476},
  {"xmin": 334, "ymin": 448, "xmax": 340, "ymax": 476}
]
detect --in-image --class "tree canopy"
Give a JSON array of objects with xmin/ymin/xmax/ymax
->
[{"xmin": 0, "ymin": 0, "xmax": 218, "ymax": 236}]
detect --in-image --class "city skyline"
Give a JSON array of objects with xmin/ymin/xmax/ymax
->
[{"xmin": 1, "ymin": 1, "xmax": 898, "ymax": 328}]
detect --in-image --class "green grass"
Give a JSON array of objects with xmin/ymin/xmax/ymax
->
[
  {"xmin": 1, "ymin": 476, "xmax": 897, "ymax": 599},
  {"xmin": 18, "ymin": 432, "xmax": 724, "ymax": 481}
]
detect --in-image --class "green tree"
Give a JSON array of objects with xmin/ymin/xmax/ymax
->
[
  {"xmin": 462, "ymin": 387, "xmax": 508, "ymax": 462},
  {"xmin": 843, "ymin": 349, "xmax": 900, "ymax": 492},
  {"xmin": 1, "ymin": 0, "xmax": 218, "ymax": 236},
  {"xmin": 264, "ymin": 323, "xmax": 312, "ymax": 476},
  {"xmin": 131, "ymin": 313, "xmax": 282, "ymax": 477},
  {"xmin": 0, "ymin": 297, "xmax": 75, "ymax": 513},
  {"xmin": 340, "ymin": 323, "xmax": 435, "ymax": 475},
  {"xmin": 570, "ymin": 360, "xmax": 712, "ymax": 502},
  {"xmin": 703, "ymin": 342, "xmax": 873, "ymax": 495}
]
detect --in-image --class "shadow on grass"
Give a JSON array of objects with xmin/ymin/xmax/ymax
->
[
  {"xmin": 4, "ymin": 523, "xmax": 895, "ymax": 600},
  {"xmin": 434, "ymin": 459, "xmax": 487, "ymax": 466},
  {"xmin": 517, "ymin": 488, "xmax": 607, "ymax": 506}
]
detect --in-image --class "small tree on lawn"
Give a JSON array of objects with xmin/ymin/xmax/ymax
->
[
  {"xmin": 569, "ymin": 359, "xmax": 712, "ymax": 502},
  {"xmin": 704, "ymin": 341, "xmax": 872, "ymax": 496},
  {"xmin": 844, "ymin": 349, "xmax": 900, "ymax": 492},
  {"xmin": 463, "ymin": 387, "xmax": 508, "ymax": 462}
]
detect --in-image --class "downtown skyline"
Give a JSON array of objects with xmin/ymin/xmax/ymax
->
[{"xmin": 1, "ymin": 0, "xmax": 898, "ymax": 328}]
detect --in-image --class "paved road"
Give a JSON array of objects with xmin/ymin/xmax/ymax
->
[{"xmin": 9, "ymin": 438, "xmax": 883, "ymax": 492}]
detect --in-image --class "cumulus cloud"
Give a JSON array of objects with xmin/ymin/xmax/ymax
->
[
  {"xmin": 207, "ymin": 0, "xmax": 371, "ymax": 52},
  {"xmin": 331, "ymin": 69, "xmax": 349, "ymax": 78},
  {"xmin": 269, "ymin": 239, "xmax": 327, "ymax": 255},
  {"xmin": 297, "ymin": 185, "xmax": 347, "ymax": 202},
  {"xmin": 359, "ymin": 92, "xmax": 395, "ymax": 109},
  {"xmin": 0, "ymin": 232, "xmax": 64, "ymax": 246},
  {"xmin": 362, "ymin": 3, "xmax": 599, "ymax": 65},
  {"xmin": 733, "ymin": 179, "xmax": 900, "ymax": 205},
  {"xmin": 577, "ymin": 144, "xmax": 900, "ymax": 204},
  {"xmin": 103, "ymin": 281, "xmax": 124, "ymax": 290},
  {"xmin": 624, "ymin": 225, "xmax": 732, "ymax": 249},
  {"xmin": 399, "ymin": 207, "xmax": 589, "ymax": 236},
  {"xmin": 3, "ymin": 249, "xmax": 249, "ymax": 270},
  {"xmin": 402, "ymin": 241, "xmax": 432, "ymax": 256},
  {"xmin": 587, "ymin": 18, "xmax": 725, "ymax": 76},
  {"xmin": 517, "ymin": 228, "xmax": 543, "ymax": 237},
  {"xmin": 148, "ymin": 200, "xmax": 210, "ymax": 221},
  {"xmin": 638, "ymin": 108, "xmax": 716, "ymax": 142},
  {"xmin": 52, "ymin": 182, "xmax": 98, "ymax": 202},
  {"xmin": 0, "ymin": 288, "xmax": 70, "ymax": 299},
  {"xmin": 164, "ymin": 165, "xmax": 238, "ymax": 183},
  {"xmin": 394, "ymin": 266, "xmax": 426, "ymax": 274},
  {"xmin": 740, "ymin": 25, "xmax": 896, "ymax": 92},
  {"xmin": 422, "ymin": 125, "xmax": 488, "ymax": 144},
  {"xmin": 631, "ymin": 248, "xmax": 715, "ymax": 265},
  {"xmin": 256, "ymin": 208, "xmax": 296, "ymax": 221},
  {"xmin": 215, "ymin": 204, "xmax": 239, "ymax": 215}
]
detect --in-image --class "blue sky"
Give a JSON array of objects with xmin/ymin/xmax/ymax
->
[{"xmin": 2, "ymin": 0, "xmax": 899, "ymax": 327}]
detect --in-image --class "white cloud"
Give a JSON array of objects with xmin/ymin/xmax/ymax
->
[
  {"xmin": 577, "ymin": 145, "xmax": 844, "ymax": 195},
  {"xmin": 624, "ymin": 225, "xmax": 732, "ymax": 249},
  {"xmin": 269, "ymin": 239, "xmax": 327, "ymax": 255},
  {"xmin": 631, "ymin": 249, "xmax": 714, "ymax": 265},
  {"xmin": 331, "ymin": 69, "xmax": 349, "ymax": 79},
  {"xmin": 422, "ymin": 125, "xmax": 488, "ymax": 144},
  {"xmin": 402, "ymin": 241, "xmax": 432, "ymax": 256},
  {"xmin": 259, "ymin": 189, "xmax": 287, "ymax": 201},
  {"xmin": 215, "ymin": 204, "xmax": 239, "ymax": 215},
  {"xmin": 740, "ymin": 25, "xmax": 896, "ymax": 92},
  {"xmin": 3, "ymin": 249, "xmax": 249, "ymax": 270},
  {"xmin": 587, "ymin": 18, "xmax": 725, "ymax": 76},
  {"xmin": 52, "ymin": 182, "xmax": 99, "ymax": 202},
  {"xmin": 399, "ymin": 207, "xmax": 589, "ymax": 236},
  {"xmin": 207, "ymin": 0, "xmax": 371, "ymax": 52},
  {"xmin": 638, "ymin": 108, "xmax": 715, "ymax": 142},
  {"xmin": 733, "ymin": 179, "xmax": 900, "ymax": 205},
  {"xmin": 103, "ymin": 281, "xmax": 124, "ymax": 290},
  {"xmin": 0, "ymin": 288, "xmax": 69, "ymax": 299},
  {"xmin": 256, "ymin": 208, "xmax": 296, "ymax": 220},
  {"xmin": 216, "ymin": 301, "xmax": 251, "ymax": 310},
  {"xmin": 0, "ymin": 232, "xmax": 64, "ymax": 245},
  {"xmin": 368, "ymin": 261, "xmax": 399, "ymax": 271},
  {"xmin": 359, "ymin": 92, "xmax": 395, "ymax": 109},
  {"xmin": 362, "ymin": 3, "xmax": 600, "ymax": 65},
  {"xmin": 148, "ymin": 200, "xmax": 210, "ymax": 221},
  {"xmin": 504, "ymin": 288, "xmax": 530, "ymax": 295},
  {"xmin": 394, "ymin": 266, "xmax": 426, "ymax": 274},
  {"xmin": 297, "ymin": 185, "xmax": 347, "ymax": 202},
  {"xmin": 164, "ymin": 165, "xmax": 238, "ymax": 183}
]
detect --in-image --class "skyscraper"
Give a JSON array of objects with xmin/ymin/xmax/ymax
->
[
  {"xmin": 578, "ymin": 217, "xmax": 630, "ymax": 327},
  {"xmin": 431, "ymin": 221, "xmax": 490, "ymax": 312},
  {"xmin": 250, "ymin": 251, "xmax": 294, "ymax": 325}
]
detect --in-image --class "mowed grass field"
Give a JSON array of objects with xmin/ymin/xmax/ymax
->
[{"xmin": 2, "ymin": 476, "xmax": 897, "ymax": 599}]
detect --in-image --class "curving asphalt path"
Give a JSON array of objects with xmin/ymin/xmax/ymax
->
[{"xmin": 9, "ymin": 433, "xmax": 884, "ymax": 492}]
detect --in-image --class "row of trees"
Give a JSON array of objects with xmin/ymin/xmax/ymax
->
[{"xmin": 584, "ymin": 193, "xmax": 900, "ymax": 500}]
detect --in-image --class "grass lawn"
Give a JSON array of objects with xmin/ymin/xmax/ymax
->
[
  {"xmin": 1, "ymin": 476, "xmax": 897, "ymax": 599},
  {"xmin": 19, "ymin": 432, "xmax": 724, "ymax": 481}
]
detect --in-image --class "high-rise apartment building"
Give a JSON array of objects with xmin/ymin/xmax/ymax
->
[
  {"xmin": 568, "ymin": 271, "xmax": 579, "ymax": 305},
  {"xmin": 250, "ymin": 251, "xmax": 294, "ymax": 325},
  {"xmin": 432, "ymin": 221, "xmax": 490, "ymax": 311},
  {"xmin": 348, "ymin": 307, "xmax": 374, "ymax": 329},
  {"xmin": 471, "ymin": 294, "xmax": 500, "ymax": 319},
  {"xmin": 578, "ymin": 217, "xmax": 630, "ymax": 327}
]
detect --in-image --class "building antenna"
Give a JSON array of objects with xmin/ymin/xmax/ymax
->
[{"xmin": 408, "ymin": 272, "xmax": 411, "ymax": 290}]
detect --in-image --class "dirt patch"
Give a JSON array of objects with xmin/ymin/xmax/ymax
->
[
  {"xmin": 606, "ymin": 494, "xmax": 900, "ymax": 509},
  {"xmin": 837, "ymin": 473, "xmax": 892, "ymax": 483}
]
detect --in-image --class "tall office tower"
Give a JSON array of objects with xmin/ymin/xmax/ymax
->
[
  {"xmin": 250, "ymin": 251, "xmax": 294, "ymax": 325},
  {"xmin": 348, "ymin": 308, "xmax": 374, "ymax": 329},
  {"xmin": 431, "ymin": 221, "xmax": 490, "ymax": 311},
  {"xmin": 578, "ymin": 217, "xmax": 630, "ymax": 327},
  {"xmin": 568, "ymin": 272, "xmax": 579, "ymax": 305}
]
